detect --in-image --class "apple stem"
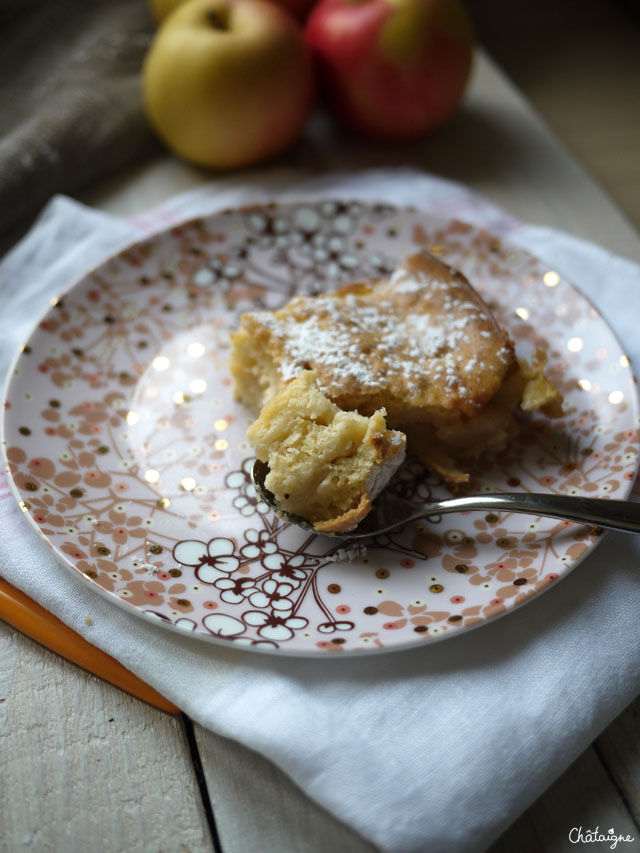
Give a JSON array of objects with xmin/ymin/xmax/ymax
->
[{"xmin": 206, "ymin": 8, "xmax": 229, "ymax": 30}]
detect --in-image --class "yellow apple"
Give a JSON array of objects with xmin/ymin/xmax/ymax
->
[
  {"xmin": 149, "ymin": 0, "xmax": 184, "ymax": 23},
  {"xmin": 149, "ymin": 0, "xmax": 317, "ymax": 26},
  {"xmin": 143, "ymin": 0, "xmax": 314, "ymax": 169}
]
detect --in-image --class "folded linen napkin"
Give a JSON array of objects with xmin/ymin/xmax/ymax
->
[{"xmin": 1, "ymin": 169, "xmax": 639, "ymax": 853}]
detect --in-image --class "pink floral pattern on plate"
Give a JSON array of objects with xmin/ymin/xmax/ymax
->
[{"xmin": 2, "ymin": 202, "xmax": 639, "ymax": 656}]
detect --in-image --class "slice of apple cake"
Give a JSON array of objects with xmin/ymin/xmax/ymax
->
[{"xmin": 231, "ymin": 250, "xmax": 562, "ymax": 496}]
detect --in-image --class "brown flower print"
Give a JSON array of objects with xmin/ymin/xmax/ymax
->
[
  {"xmin": 106, "ymin": 508, "xmax": 149, "ymax": 544},
  {"xmin": 411, "ymin": 529, "xmax": 443, "ymax": 558},
  {"xmin": 119, "ymin": 580, "xmax": 165, "ymax": 606},
  {"xmin": 377, "ymin": 600, "xmax": 451, "ymax": 632},
  {"xmin": 441, "ymin": 553, "xmax": 480, "ymax": 577},
  {"xmin": 170, "ymin": 596, "xmax": 194, "ymax": 614}
]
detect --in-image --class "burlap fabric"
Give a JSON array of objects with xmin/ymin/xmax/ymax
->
[{"xmin": 0, "ymin": 0, "xmax": 158, "ymax": 236}]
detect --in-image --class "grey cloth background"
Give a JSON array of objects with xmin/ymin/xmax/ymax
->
[{"xmin": 0, "ymin": 0, "xmax": 158, "ymax": 237}]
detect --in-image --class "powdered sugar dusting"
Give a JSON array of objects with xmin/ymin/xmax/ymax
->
[
  {"xmin": 250, "ymin": 256, "xmax": 513, "ymax": 402},
  {"xmin": 325, "ymin": 545, "xmax": 368, "ymax": 563}
]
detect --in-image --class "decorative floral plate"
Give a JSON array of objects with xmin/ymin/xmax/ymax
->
[{"xmin": 2, "ymin": 202, "xmax": 639, "ymax": 656}]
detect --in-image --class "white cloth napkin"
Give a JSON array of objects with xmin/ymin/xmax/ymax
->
[{"xmin": 2, "ymin": 169, "xmax": 639, "ymax": 853}]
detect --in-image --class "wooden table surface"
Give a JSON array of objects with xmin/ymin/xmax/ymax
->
[{"xmin": 2, "ymin": 27, "xmax": 640, "ymax": 853}]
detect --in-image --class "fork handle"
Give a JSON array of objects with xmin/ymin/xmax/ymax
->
[{"xmin": 429, "ymin": 493, "xmax": 640, "ymax": 534}]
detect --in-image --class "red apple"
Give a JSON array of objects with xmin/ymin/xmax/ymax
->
[{"xmin": 304, "ymin": 0, "xmax": 474, "ymax": 141}]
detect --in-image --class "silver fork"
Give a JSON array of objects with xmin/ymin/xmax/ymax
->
[{"xmin": 251, "ymin": 459, "xmax": 640, "ymax": 538}]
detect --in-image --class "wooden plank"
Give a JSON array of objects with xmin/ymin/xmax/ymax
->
[
  {"xmin": 0, "ymin": 622, "xmax": 213, "ymax": 853},
  {"xmin": 194, "ymin": 727, "xmax": 377, "ymax": 853},
  {"xmin": 412, "ymin": 52, "xmax": 640, "ymax": 262},
  {"xmin": 490, "ymin": 745, "xmax": 639, "ymax": 853},
  {"xmin": 466, "ymin": 0, "xmax": 640, "ymax": 231},
  {"xmin": 595, "ymin": 696, "xmax": 640, "ymax": 826}
]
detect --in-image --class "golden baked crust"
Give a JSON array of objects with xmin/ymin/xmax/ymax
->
[
  {"xmin": 247, "ymin": 371, "xmax": 406, "ymax": 532},
  {"xmin": 231, "ymin": 251, "xmax": 515, "ymax": 420},
  {"xmin": 231, "ymin": 251, "xmax": 563, "ymax": 489}
]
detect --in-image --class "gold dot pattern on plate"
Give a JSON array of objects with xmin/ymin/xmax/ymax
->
[
  {"xmin": 215, "ymin": 439, "xmax": 228, "ymax": 451},
  {"xmin": 214, "ymin": 419, "xmax": 228, "ymax": 431},
  {"xmin": 577, "ymin": 379, "xmax": 592, "ymax": 391},
  {"xmin": 156, "ymin": 498, "xmax": 171, "ymax": 509},
  {"xmin": 543, "ymin": 271, "xmax": 560, "ymax": 287},
  {"xmin": 180, "ymin": 477, "xmax": 196, "ymax": 491},
  {"xmin": 514, "ymin": 307, "xmax": 530, "ymax": 320},
  {"xmin": 152, "ymin": 356, "xmax": 170, "ymax": 371},
  {"xmin": 144, "ymin": 469, "xmax": 160, "ymax": 483},
  {"xmin": 609, "ymin": 391, "xmax": 624, "ymax": 405},
  {"xmin": 187, "ymin": 342, "xmax": 205, "ymax": 358},
  {"xmin": 567, "ymin": 337, "xmax": 583, "ymax": 352}
]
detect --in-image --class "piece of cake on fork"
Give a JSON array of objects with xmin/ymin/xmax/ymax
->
[{"xmin": 247, "ymin": 370, "xmax": 406, "ymax": 533}]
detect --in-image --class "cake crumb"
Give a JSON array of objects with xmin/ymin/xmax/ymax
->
[
  {"xmin": 84, "ymin": 616, "xmax": 92, "ymax": 626},
  {"xmin": 326, "ymin": 545, "xmax": 368, "ymax": 563}
]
